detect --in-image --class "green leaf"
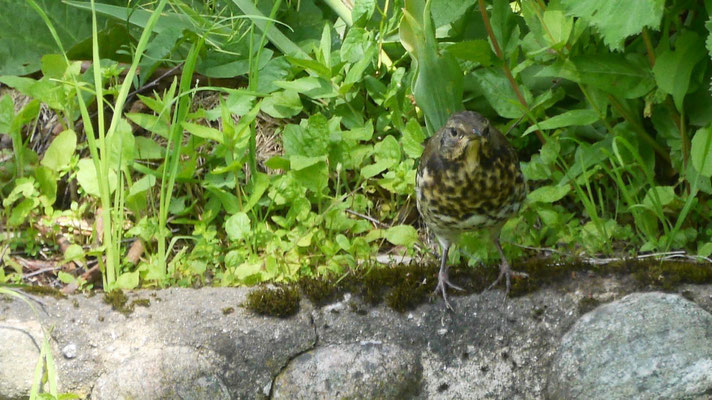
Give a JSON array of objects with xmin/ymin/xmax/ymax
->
[
  {"xmin": 401, "ymin": 118, "xmax": 426, "ymax": 159},
  {"xmin": 536, "ymin": 54, "xmax": 654, "ymax": 99},
  {"xmin": 385, "ymin": 225, "xmax": 418, "ymax": 247},
  {"xmin": 430, "ymin": 0, "xmax": 473, "ymax": 28},
  {"xmin": 76, "ymin": 158, "xmax": 116, "ymax": 197},
  {"xmin": 691, "ymin": 125, "xmax": 712, "ymax": 177},
  {"xmin": 643, "ymin": 186, "xmax": 676, "ymax": 208},
  {"xmin": 472, "ymin": 67, "xmax": 531, "ymax": 119},
  {"xmin": 225, "ymin": 212, "xmax": 251, "ymax": 241},
  {"xmin": 243, "ymin": 172, "xmax": 269, "ymax": 213},
  {"xmin": 126, "ymin": 113, "xmax": 170, "ymax": 138},
  {"xmin": 528, "ymin": 185, "xmax": 570, "ymax": 203},
  {"xmin": 561, "ymin": 0, "xmax": 665, "ymax": 51},
  {"xmin": 41, "ymin": 129, "xmax": 76, "ymax": 171},
  {"xmin": 274, "ymin": 77, "xmax": 336, "ymax": 99},
  {"xmin": 293, "ymin": 161, "xmax": 328, "ymax": 193},
  {"xmin": 653, "ymin": 31, "xmax": 706, "ymax": 111},
  {"xmin": 260, "ymin": 90, "xmax": 302, "ymax": 118},
  {"xmin": 134, "ymin": 137, "xmax": 165, "ymax": 159},
  {"xmin": 0, "ymin": 0, "xmax": 96, "ymax": 74},
  {"xmin": 35, "ymin": 166, "xmax": 57, "ymax": 204},
  {"xmin": 282, "ymin": 113, "xmax": 330, "ymax": 157},
  {"xmin": 444, "ymin": 40, "xmax": 492, "ymax": 66},
  {"xmin": 524, "ymin": 109, "xmax": 599, "ymax": 135},
  {"xmin": 107, "ymin": 119, "xmax": 135, "ymax": 169},
  {"xmin": 290, "ymin": 155, "xmax": 327, "ymax": 171},
  {"xmin": 542, "ymin": 11, "xmax": 573, "ymax": 50},
  {"xmin": 341, "ymin": 27, "xmax": 371, "ymax": 64},
  {"xmin": 352, "ymin": 0, "xmax": 376, "ymax": 26},
  {"xmin": 182, "ymin": 122, "xmax": 224, "ymax": 144},
  {"xmin": 115, "ymin": 271, "xmax": 139, "ymax": 290}
]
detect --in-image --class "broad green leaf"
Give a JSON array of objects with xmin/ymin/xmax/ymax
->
[
  {"xmin": 41, "ymin": 129, "xmax": 76, "ymax": 171},
  {"xmin": 430, "ymin": 0, "xmax": 473, "ymax": 28},
  {"xmin": 293, "ymin": 161, "xmax": 328, "ymax": 193},
  {"xmin": 401, "ymin": 0, "xmax": 464, "ymax": 133},
  {"xmin": 107, "ymin": 119, "xmax": 135, "ymax": 169},
  {"xmin": 691, "ymin": 125, "xmax": 712, "ymax": 177},
  {"xmin": 542, "ymin": 11, "xmax": 573, "ymax": 50},
  {"xmin": 128, "ymin": 175, "xmax": 157, "ymax": 197},
  {"xmin": 204, "ymin": 186, "xmax": 241, "ymax": 214},
  {"xmin": 290, "ymin": 155, "xmax": 327, "ymax": 170},
  {"xmin": 0, "ymin": 94, "xmax": 13, "ymax": 132},
  {"xmin": 643, "ymin": 186, "xmax": 675, "ymax": 209},
  {"xmin": 261, "ymin": 90, "xmax": 302, "ymax": 118},
  {"xmin": 524, "ymin": 109, "xmax": 599, "ymax": 135},
  {"xmin": 444, "ymin": 40, "xmax": 492, "ymax": 66},
  {"xmin": 182, "ymin": 122, "xmax": 224, "ymax": 144},
  {"xmin": 134, "ymin": 137, "xmax": 165, "ymax": 160},
  {"xmin": 341, "ymin": 27, "xmax": 371, "ymax": 64},
  {"xmin": 527, "ymin": 185, "xmax": 570, "ymax": 203},
  {"xmin": 242, "ymin": 172, "xmax": 269, "ymax": 213},
  {"xmin": 385, "ymin": 225, "xmax": 418, "ymax": 247},
  {"xmin": 76, "ymin": 158, "xmax": 117, "ymax": 197},
  {"xmin": 282, "ymin": 113, "xmax": 330, "ymax": 157},
  {"xmin": 0, "ymin": 0, "xmax": 98, "ymax": 74},
  {"xmin": 401, "ymin": 118, "xmax": 426, "ymax": 158},
  {"xmin": 274, "ymin": 77, "xmax": 336, "ymax": 99},
  {"xmin": 35, "ymin": 166, "xmax": 57, "ymax": 203},
  {"xmin": 352, "ymin": 0, "xmax": 376, "ymax": 26},
  {"xmin": 561, "ymin": 0, "xmax": 665, "ymax": 51},
  {"xmin": 653, "ymin": 31, "xmax": 706, "ymax": 111},
  {"xmin": 472, "ymin": 67, "xmax": 531, "ymax": 118},
  {"xmin": 536, "ymin": 54, "xmax": 654, "ymax": 99},
  {"xmin": 225, "ymin": 212, "xmax": 251, "ymax": 241},
  {"xmin": 115, "ymin": 271, "xmax": 139, "ymax": 290},
  {"xmin": 126, "ymin": 113, "xmax": 170, "ymax": 138}
]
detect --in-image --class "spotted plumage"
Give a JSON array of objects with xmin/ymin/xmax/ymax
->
[{"xmin": 416, "ymin": 111, "xmax": 527, "ymax": 309}]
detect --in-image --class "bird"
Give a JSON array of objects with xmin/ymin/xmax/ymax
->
[{"xmin": 415, "ymin": 110, "xmax": 527, "ymax": 309}]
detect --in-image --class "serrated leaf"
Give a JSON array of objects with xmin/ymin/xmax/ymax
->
[
  {"xmin": 472, "ymin": 67, "xmax": 531, "ymax": 119},
  {"xmin": 561, "ymin": 0, "xmax": 665, "ymax": 51},
  {"xmin": 385, "ymin": 225, "xmax": 418, "ymax": 247},
  {"xmin": 691, "ymin": 125, "xmax": 712, "ymax": 177},
  {"xmin": 41, "ymin": 129, "xmax": 76, "ymax": 171},
  {"xmin": 430, "ymin": 0, "xmax": 473, "ymax": 28},
  {"xmin": 528, "ymin": 185, "xmax": 570, "ymax": 203},
  {"xmin": 352, "ymin": 0, "xmax": 376, "ymax": 26},
  {"xmin": 524, "ymin": 109, "xmax": 599, "ymax": 135},
  {"xmin": 282, "ymin": 114, "xmax": 330, "ymax": 157}
]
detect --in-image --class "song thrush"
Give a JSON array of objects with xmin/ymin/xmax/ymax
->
[{"xmin": 416, "ymin": 111, "xmax": 527, "ymax": 309}]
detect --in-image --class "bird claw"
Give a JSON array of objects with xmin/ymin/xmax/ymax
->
[
  {"xmin": 434, "ymin": 269, "xmax": 463, "ymax": 311},
  {"xmin": 486, "ymin": 261, "xmax": 528, "ymax": 295}
]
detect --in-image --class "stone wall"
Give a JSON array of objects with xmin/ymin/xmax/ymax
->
[{"xmin": 1, "ymin": 275, "xmax": 712, "ymax": 399}]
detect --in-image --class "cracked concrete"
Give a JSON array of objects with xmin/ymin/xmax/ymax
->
[{"xmin": 1, "ymin": 277, "xmax": 712, "ymax": 399}]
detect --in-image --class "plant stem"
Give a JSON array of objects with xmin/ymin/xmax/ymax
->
[{"xmin": 477, "ymin": 0, "xmax": 545, "ymax": 145}]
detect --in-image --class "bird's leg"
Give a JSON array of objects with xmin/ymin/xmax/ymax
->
[
  {"xmin": 487, "ymin": 238, "xmax": 528, "ymax": 294},
  {"xmin": 434, "ymin": 244, "xmax": 464, "ymax": 310}
]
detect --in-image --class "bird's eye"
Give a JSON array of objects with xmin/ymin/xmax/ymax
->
[{"xmin": 448, "ymin": 128, "xmax": 458, "ymax": 137}]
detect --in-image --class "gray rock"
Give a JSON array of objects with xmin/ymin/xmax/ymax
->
[
  {"xmin": 548, "ymin": 292, "xmax": 712, "ymax": 400},
  {"xmin": 272, "ymin": 342, "xmax": 422, "ymax": 399},
  {"xmin": 0, "ymin": 319, "xmax": 42, "ymax": 400},
  {"xmin": 2, "ymin": 278, "xmax": 712, "ymax": 400}
]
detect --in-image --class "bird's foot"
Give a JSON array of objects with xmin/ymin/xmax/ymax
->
[
  {"xmin": 486, "ymin": 260, "xmax": 528, "ymax": 295},
  {"xmin": 434, "ymin": 269, "xmax": 464, "ymax": 311}
]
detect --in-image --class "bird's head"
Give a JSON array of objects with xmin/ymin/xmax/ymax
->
[{"xmin": 436, "ymin": 111, "xmax": 491, "ymax": 162}]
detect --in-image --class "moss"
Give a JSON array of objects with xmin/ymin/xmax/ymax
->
[
  {"xmin": 577, "ymin": 297, "xmax": 601, "ymax": 314},
  {"xmin": 21, "ymin": 285, "xmax": 67, "ymax": 299},
  {"xmin": 131, "ymin": 298, "xmax": 150, "ymax": 308},
  {"xmin": 244, "ymin": 284, "xmax": 300, "ymax": 318},
  {"xmin": 222, "ymin": 306, "xmax": 235, "ymax": 315},
  {"xmin": 299, "ymin": 276, "xmax": 338, "ymax": 306},
  {"xmin": 103, "ymin": 289, "xmax": 134, "ymax": 315}
]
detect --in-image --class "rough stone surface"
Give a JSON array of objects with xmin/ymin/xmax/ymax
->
[
  {"xmin": 1, "ymin": 277, "xmax": 712, "ymax": 399},
  {"xmin": 548, "ymin": 292, "xmax": 712, "ymax": 400},
  {"xmin": 273, "ymin": 342, "xmax": 422, "ymax": 399},
  {"xmin": 0, "ymin": 318, "xmax": 42, "ymax": 400}
]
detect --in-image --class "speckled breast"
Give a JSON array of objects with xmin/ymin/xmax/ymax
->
[{"xmin": 416, "ymin": 154, "xmax": 526, "ymax": 241}]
